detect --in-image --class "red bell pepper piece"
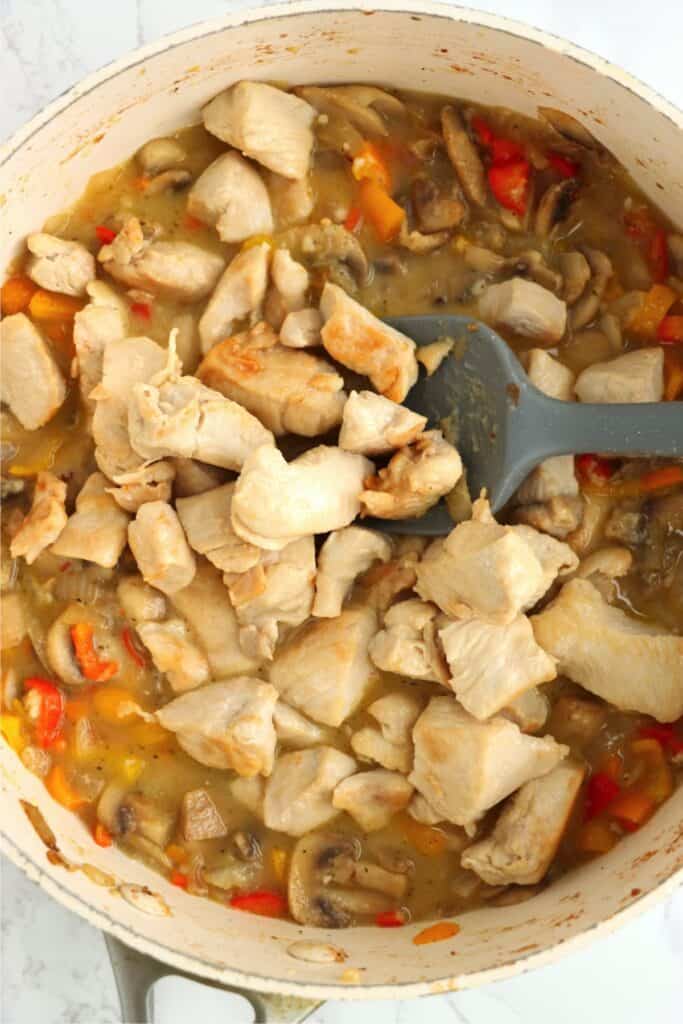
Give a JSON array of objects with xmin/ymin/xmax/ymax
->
[
  {"xmin": 657, "ymin": 315, "xmax": 683, "ymax": 344},
  {"xmin": 547, "ymin": 151, "xmax": 580, "ymax": 179},
  {"xmin": 344, "ymin": 206, "xmax": 364, "ymax": 234},
  {"xmin": 24, "ymin": 678, "xmax": 65, "ymax": 749},
  {"xmin": 95, "ymin": 225, "xmax": 117, "ymax": 245},
  {"xmin": 70, "ymin": 623, "xmax": 119, "ymax": 683},
  {"xmin": 130, "ymin": 301, "xmax": 152, "ymax": 320},
  {"xmin": 638, "ymin": 723, "xmax": 683, "ymax": 756},
  {"xmin": 576, "ymin": 453, "xmax": 617, "ymax": 483},
  {"xmin": 375, "ymin": 910, "xmax": 407, "ymax": 928},
  {"xmin": 471, "ymin": 116, "xmax": 494, "ymax": 148},
  {"xmin": 488, "ymin": 159, "xmax": 531, "ymax": 216},
  {"xmin": 122, "ymin": 627, "xmax": 146, "ymax": 669},
  {"xmin": 648, "ymin": 229, "xmax": 670, "ymax": 283},
  {"xmin": 584, "ymin": 771, "xmax": 621, "ymax": 821},
  {"xmin": 230, "ymin": 889, "xmax": 287, "ymax": 918},
  {"xmin": 170, "ymin": 870, "xmax": 189, "ymax": 889},
  {"xmin": 491, "ymin": 137, "xmax": 525, "ymax": 164}
]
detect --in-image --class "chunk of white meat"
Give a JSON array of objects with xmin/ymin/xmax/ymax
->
[
  {"xmin": 227, "ymin": 536, "xmax": 316, "ymax": 660},
  {"xmin": 369, "ymin": 599, "xmax": 448, "ymax": 683},
  {"xmin": 263, "ymin": 169, "xmax": 314, "ymax": 228},
  {"xmin": 26, "ymin": 232, "xmax": 95, "ymax": 296},
  {"xmin": 0, "ymin": 314, "xmax": 66, "ymax": 430},
  {"xmin": 91, "ymin": 335, "xmax": 167, "ymax": 480},
  {"xmin": 501, "ymin": 687, "xmax": 550, "ymax": 734},
  {"xmin": 479, "ymin": 278, "xmax": 567, "ymax": 343},
  {"xmin": 230, "ymin": 775, "xmax": 265, "ymax": 818},
  {"xmin": 128, "ymin": 501, "xmax": 195, "ymax": 596},
  {"xmin": 51, "ymin": 473, "xmax": 129, "ymax": 568},
  {"xmin": 358, "ymin": 537, "xmax": 427, "ymax": 613},
  {"xmin": 10, "ymin": 472, "xmax": 67, "ymax": 565},
  {"xmin": 198, "ymin": 322, "xmax": 346, "ymax": 437},
  {"xmin": 186, "ymin": 151, "xmax": 273, "ymax": 243},
  {"xmin": 269, "ymin": 606, "xmax": 377, "ymax": 726},
  {"xmin": 156, "ymin": 678, "xmax": 278, "ymax": 775},
  {"xmin": 320, "ymin": 284, "xmax": 419, "ymax": 402},
  {"xmin": 313, "ymin": 526, "xmax": 392, "ymax": 618},
  {"xmin": 263, "ymin": 747, "xmax": 357, "ymax": 836},
  {"xmin": 339, "ymin": 390, "xmax": 427, "ymax": 456},
  {"xmin": 350, "ymin": 689, "xmax": 424, "ymax": 772},
  {"xmin": 575, "ymin": 348, "xmax": 664, "ymax": 403},
  {"xmin": 511, "ymin": 523, "xmax": 578, "ymax": 604},
  {"xmin": 231, "ymin": 445, "xmax": 373, "ymax": 551},
  {"xmin": 273, "ymin": 703, "xmax": 335, "ymax": 749},
  {"xmin": 265, "ymin": 248, "xmax": 310, "ymax": 329},
  {"xmin": 116, "ymin": 575, "xmax": 167, "ymax": 624},
  {"xmin": 333, "ymin": 770, "xmax": 414, "ymax": 833},
  {"xmin": 410, "ymin": 697, "xmax": 568, "ymax": 828},
  {"xmin": 105, "ymin": 461, "xmax": 175, "ymax": 514},
  {"xmin": 523, "ymin": 348, "xmax": 575, "ymax": 401},
  {"xmin": 98, "ymin": 217, "xmax": 224, "ymax": 301},
  {"xmin": 532, "ymin": 578, "xmax": 683, "ymax": 722},
  {"xmin": 461, "ymin": 761, "xmax": 585, "ymax": 885},
  {"xmin": 172, "ymin": 458, "xmax": 227, "ymax": 497},
  {"xmin": 439, "ymin": 615, "xmax": 556, "ymax": 720},
  {"xmin": 280, "ymin": 308, "xmax": 323, "ymax": 349},
  {"xmin": 513, "ymin": 495, "xmax": 584, "ymax": 541},
  {"xmin": 176, "ymin": 482, "xmax": 262, "ymax": 574},
  {"xmin": 198, "ymin": 243, "xmax": 270, "ymax": 355},
  {"xmin": 360, "ymin": 430, "xmax": 462, "ymax": 520},
  {"xmin": 408, "ymin": 792, "xmax": 443, "ymax": 825},
  {"xmin": 73, "ymin": 281, "xmax": 129, "ymax": 409},
  {"xmin": 203, "ymin": 81, "xmax": 316, "ymax": 180},
  {"xmin": 169, "ymin": 560, "xmax": 260, "ymax": 677},
  {"xmin": 515, "ymin": 455, "xmax": 578, "ymax": 506},
  {"xmin": 1, "ymin": 593, "xmax": 26, "ymax": 651},
  {"xmin": 137, "ymin": 618, "xmax": 210, "ymax": 693}
]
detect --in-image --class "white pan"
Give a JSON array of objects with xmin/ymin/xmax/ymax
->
[{"xmin": 1, "ymin": 3, "xmax": 682, "ymax": 1020}]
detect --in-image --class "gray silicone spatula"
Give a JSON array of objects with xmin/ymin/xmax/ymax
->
[{"xmin": 373, "ymin": 315, "xmax": 683, "ymax": 536}]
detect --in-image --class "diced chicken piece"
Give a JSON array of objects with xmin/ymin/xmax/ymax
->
[
  {"xmin": 313, "ymin": 526, "xmax": 392, "ymax": 618},
  {"xmin": 369, "ymin": 599, "xmax": 447, "ymax": 683},
  {"xmin": 333, "ymin": 770, "xmax": 414, "ymax": 832},
  {"xmin": 532, "ymin": 578, "xmax": 683, "ymax": 721},
  {"xmin": 156, "ymin": 678, "xmax": 278, "ymax": 776},
  {"xmin": 116, "ymin": 576, "xmax": 167, "ymax": 624},
  {"xmin": 98, "ymin": 217, "xmax": 224, "ymax": 301},
  {"xmin": 1, "ymin": 593, "xmax": 27, "ymax": 651},
  {"xmin": 186, "ymin": 151, "xmax": 273, "ymax": 243},
  {"xmin": 169, "ymin": 561, "xmax": 260, "ymax": 677},
  {"xmin": 273, "ymin": 703, "xmax": 335, "ymax": 749},
  {"xmin": 410, "ymin": 698, "xmax": 567, "ymax": 827},
  {"xmin": 198, "ymin": 243, "xmax": 270, "ymax": 355},
  {"xmin": 265, "ymin": 249, "xmax": 309, "ymax": 329},
  {"xmin": 513, "ymin": 495, "xmax": 584, "ymax": 541},
  {"xmin": 176, "ymin": 482, "xmax": 262, "ymax": 575},
  {"xmin": 0, "ymin": 314, "xmax": 66, "ymax": 430},
  {"xmin": 73, "ymin": 281, "xmax": 129, "ymax": 409},
  {"xmin": 360, "ymin": 430, "xmax": 462, "ymax": 519},
  {"xmin": 479, "ymin": 278, "xmax": 567, "ymax": 343},
  {"xmin": 358, "ymin": 537, "xmax": 426, "ymax": 613},
  {"xmin": 263, "ymin": 747, "xmax": 357, "ymax": 836},
  {"xmin": 51, "ymin": 473, "xmax": 129, "ymax": 568},
  {"xmin": 26, "ymin": 232, "xmax": 95, "ymax": 296},
  {"xmin": 227, "ymin": 536, "xmax": 316, "ymax": 660},
  {"xmin": 10, "ymin": 472, "xmax": 67, "ymax": 565},
  {"xmin": 231, "ymin": 445, "xmax": 373, "ymax": 551},
  {"xmin": 339, "ymin": 390, "xmax": 427, "ymax": 456},
  {"xmin": 269, "ymin": 606, "xmax": 377, "ymax": 726},
  {"xmin": 320, "ymin": 284, "xmax": 419, "ymax": 402},
  {"xmin": 263, "ymin": 170, "xmax": 314, "ymax": 228},
  {"xmin": 203, "ymin": 81, "xmax": 316, "ymax": 180},
  {"xmin": 136, "ymin": 618, "xmax": 210, "ymax": 693},
  {"xmin": 511, "ymin": 524, "xmax": 578, "ymax": 604},
  {"xmin": 439, "ymin": 615, "xmax": 556, "ymax": 720},
  {"xmin": 198, "ymin": 322, "xmax": 346, "ymax": 437},
  {"xmin": 502, "ymin": 688, "xmax": 549, "ymax": 734},
  {"xmin": 172, "ymin": 458, "xmax": 227, "ymax": 497},
  {"xmin": 523, "ymin": 348, "xmax": 575, "ymax": 401},
  {"xmin": 181, "ymin": 788, "xmax": 227, "ymax": 841},
  {"xmin": 575, "ymin": 348, "xmax": 664, "ymax": 403},
  {"xmin": 351, "ymin": 690, "xmax": 424, "ymax": 773},
  {"xmin": 515, "ymin": 455, "xmax": 578, "ymax": 506},
  {"xmin": 230, "ymin": 775, "xmax": 265, "ymax": 818},
  {"xmin": 417, "ymin": 338, "xmax": 454, "ymax": 376},
  {"xmin": 280, "ymin": 308, "xmax": 323, "ymax": 349},
  {"xmin": 106, "ymin": 461, "xmax": 175, "ymax": 514},
  {"xmin": 462, "ymin": 761, "xmax": 585, "ymax": 885},
  {"xmin": 128, "ymin": 502, "xmax": 196, "ymax": 595},
  {"xmin": 408, "ymin": 792, "xmax": 443, "ymax": 825}
]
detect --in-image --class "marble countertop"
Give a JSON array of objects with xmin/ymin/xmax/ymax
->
[{"xmin": 1, "ymin": 1, "xmax": 682, "ymax": 1021}]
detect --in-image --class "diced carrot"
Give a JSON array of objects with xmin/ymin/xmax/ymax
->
[
  {"xmin": 46, "ymin": 764, "xmax": 88, "ymax": 810},
  {"xmin": 609, "ymin": 790, "xmax": 655, "ymax": 832},
  {"xmin": 413, "ymin": 921, "xmax": 460, "ymax": 945},
  {"xmin": 70, "ymin": 623, "xmax": 119, "ymax": 682},
  {"xmin": 400, "ymin": 814, "xmax": 448, "ymax": 857},
  {"xmin": 357, "ymin": 179, "xmax": 405, "ymax": 242},
  {"xmin": 627, "ymin": 284, "xmax": 677, "ymax": 339},
  {"xmin": 93, "ymin": 823, "xmax": 113, "ymax": 847},
  {"xmin": 657, "ymin": 315, "xmax": 683, "ymax": 344},
  {"xmin": 170, "ymin": 870, "xmax": 189, "ymax": 889},
  {"xmin": 352, "ymin": 141, "xmax": 393, "ymax": 192},
  {"xmin": 92, "ymin": 686, "xmax": 141, "ymax": 723},
  {"xmin": 375, "ymin": 910, "xmax": 406, "ymax": 928},
  {"xmin": 28, "ymin": 289, "xmax": 85, "ymax": 321},
  {"xmin": 166, "ymin": 844, "xmax": 189, "ymax": 866},
  {"xmin": 576, "ymin": 819, "xmax": 616, "ymax": 855},
  {"xmin": 664, "ymin": 349, "xmax": 683, "ymax": 401},
  {"xmin": 635, "ymin": 465, "xmax": 683, "ymax": 493},
  {"xmin": 2, "ymin": 275, "xmax": 38, "ymax": 315}
]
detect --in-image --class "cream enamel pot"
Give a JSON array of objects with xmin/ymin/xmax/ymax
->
[{"xmin": 2, "ymin": 3, "xmax": 683, "ymax": 1019}]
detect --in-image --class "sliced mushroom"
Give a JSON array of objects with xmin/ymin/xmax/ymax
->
[
  {"xmin": 462, "ymin": 244, "xmax": 506, "ymax": 275},
  {"xmin": 297, "ymin": 85, "xmax": 404, "ymax": 138},
  {"xmin": 512, "ymin": 250, "xmax": 563, "ymax": 293},
  {"xmin": 559, "ymin": 251, "xmax": 591, "ymax": 305},
  {"xmin": 412, "ymin": 178, "xmax": 466, "ymax": 234},
  {"xmin": 137, "ymin": 137, "xmax": 187, "ymax": 174},
  {"xmin": 534, "ymin": 179, "xmax": 577, "ymax": 237},
  {"xmin": 327, "ymin": 857, "xmax": 408, "ymax": 900},
  {"xmin": 441, "ymin": 106, "xmax": 488, "ymax": 207},
  {"xmin": 46, "ymin": 604, "xmax": 116, "ymax": 687},
  {"xmin": 538, "ymin": 108, "xmax": 599, "ymax": 149},
  {"xmin": 231, "ymin": 830, "xmax": 262, "ymax": 862},
  {"xmin": 280, "ymin": 223, "xmax": 369, "ymax": 291},
  {"xmin": 398, "ymin": 219, "xmax": 450, "ymax": 254},
  {"xmin": 571, "ymin": 249, "xmax": 613, "ymax": 330},
  {"xmin": 143, "ymin": 169, "xmax": 192, "ymax": 196}
]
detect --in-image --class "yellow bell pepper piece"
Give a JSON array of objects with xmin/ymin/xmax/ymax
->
[
  {"xmin": 93, "ymin": 686, "xmax": 142, "ymax": 723},
  {"xmin": 270, "ymin": 847, "xmax": 288, "ymax": 884},
  {"xmin": 105, "ymin": 751, "xmax": 147, "ymax": 784},
  {"xmin": 241, "ymin": 234, "xmax": 274, "ymax": 251},
  {"xmin": 1, "ymin": 713, "xmax": 26, "ymax": 753}
]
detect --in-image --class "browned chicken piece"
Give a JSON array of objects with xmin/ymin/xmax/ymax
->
[
  {"xmin": 202, "ymin": 81, "xmax": 316, "ymax": 180},
  {"xmin": 51, "ymin": 473, "xmax": 129, "ymax": 568},
  {"xmin": 136, "ymin": 619, "xmax": 210, "ymax": 693},
  {"xmin": 369, "ymin": 599, "xmax": 448, "ymax": 684},
  {"xmin": 320, "ymin": 283, "xmax": 418, "ymax": 403},
  {"xmin": 172, "ymin": 458, "xmax": 227, "ymax": 498},
  {"xmin": 360, "ymin": 430, "xmax": 462, "ymax": 520},
  {"xmin": 198, "ymin": 321, "xmax": 346, "ymax": 437},
  {"xmin": 128, "ymin": 501, "xmax": 196, "ymax": 596},
  {"xmin": 0, "ymin": 314, "xmax": 66, "ymax": 430},
  {"xmin": 105, "ymin": 461, "xmax": 175, "ymax": 514},
  {"xmin": 339, "ymin": 390, "xmax": 427, "ymax": 456},
  {"xmin": 73, "ymin": 281, "xmax": 129, "ymax": 410},
  {"xmin": 333, "ymin": 770, "xmax": 414, "ymax": 832},
  {"xmin": 181, "ymin": 789, "xmax": 227, "ymax": 841},
  {"xmin": 264, "ymin": 248, "xmax": 309, "ymax": 329},
  {"xmin": 273, "ymin": 702, "xmax": 336, "ymax": 749},
  {"xmin": 263, "ymin": 747, "xmax": 357, "ymax": 835},
  {"xmin": 26, "ymin": 232, "xmax": 96, "ymax": 296},
  {"xmin": 279, "ymin": 308, "xmax": 323, "ymax": 349},
  {"xmin": 98, "ymin": 217, "xmax": 224, "ymax": 301},
  {"xmin": 350, "ymin": 690, "xmax": 424, "ymax": 773},
  {"xmin": 186, "ymin": 151, "xmax": 273, "ymax": 243},
  {"xmin": 198, "ymin": 243, "xmax": 270, "ymax": 354},
  {"xmin": 313, "ymin": 526, "xmax": 393, "ymax": 618},
  {"xmin": 10, "ymin": 472, "xmax": 67, "ymax": 565},
  {"xmin": 176, "ymin": 482, "xmax": 263, "ymax": 575}
]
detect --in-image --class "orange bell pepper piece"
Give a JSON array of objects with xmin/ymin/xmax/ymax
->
[
  {"xmin": 93, "ymin": 823, "xmax": 114, "ymax": 847},
  {"xmin": 358, "ymin": 179, "xmax": 405, "ymax": 242},
  {"xmin": 28, "ymin": 289, "xmax": 85, "ymax": 321},
  {"xmin": 663, "ymin": 348, "xmax": 683, "ymax": 401},
  {"xmin": 400, "ymin": 814, "xmax": 448, "ymax": 857},
  {"xmin": 609, "ymin": 790, "xmax": 655, "ymax": 832},
  {"xmin": 70, "ymin": 623, "xmax": 118, "ymax": 683},
  {"xmin": 1, "ymin": 275, "xmax": 38, "ymax": 315},
  {"xmin": 46, "ymin": 764, "xmax": 88, "ymax": 810},
  {"xmin": 352, "ymin": 141, "xmax": 393, "ymax": 192},
  {"xmin": 92, "ymin": 686, "xmax": 142, "ymax": 724},
  {"xmin": 229, "ymin": 889, "xmax": 287, "ymax": 918},
  {"xmin": 575, "ymin": 818, "xmax": 617, "ymax": 855},
  {"xmin": 627, "ymin": 284, "xmax": 677, "ymax": 339},
  {"xmin": 413, "ymin": 921, "xmax": 460, "ymax": 945},
  {"xmin": 636, "ymin": 465, "xmax": 683, "ymax": 493}
]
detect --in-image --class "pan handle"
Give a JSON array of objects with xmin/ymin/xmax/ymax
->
[{"xmin": 104, "ymin": 934, "xmax": 322, "ymax": 1024}]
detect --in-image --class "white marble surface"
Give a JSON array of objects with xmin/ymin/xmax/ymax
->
[{"xmin": 1, "ymin": 0, "xmax": 683, "ymax": 1021}]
